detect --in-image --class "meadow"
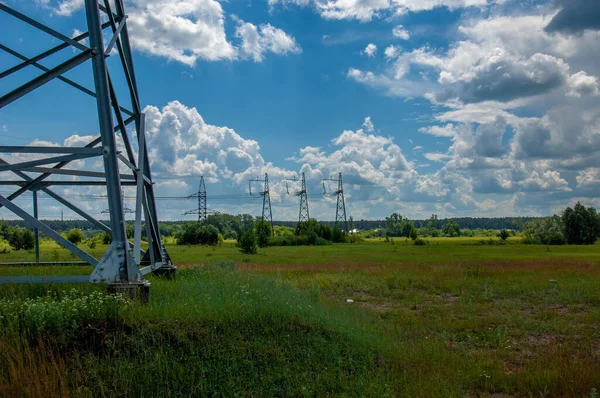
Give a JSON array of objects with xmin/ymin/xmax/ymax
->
[{"xmin": 1, "ymin": 238, "xmax": 599, "ymax": 397}]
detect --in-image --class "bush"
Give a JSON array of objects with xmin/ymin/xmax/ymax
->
[
  {"xmin": 238, "ymin": 230, "xmax": 258, "ymax": 254},
  {"xmin": 523, "ymin": 216, "xmax": 565, "ymax": 245},
  {"xmin": 315, "ymin": 237, "xmax": 332, "ymax": 246},
  {"xmin": 66, "ymin": 229, "xmax": 84, "ymax": 245},
  {"xmin": 409, "ymin": 226, "xmax": 418, "ymax": 241},
  {"xmin": 0, "ymin": 289, "xmax": 130, "ymax": 344},
  {"xmin": 332, "ymin": 226, "xmax": 345, "ymax": 243},
  {"xmin": 268, "ymin": 235, "xmax": 296, "ymax": 246},
  {"xmin": 100, "ymin": 232, "xmax": 112, "ymax": 244},
  {"xmin": 498, "ymin": 229, "xmax": 509, "ymax": 241},
  {"xmin": 176, "ymin": 223, "xmax": 219, "ymax": 245},
  {"xmin": 255, "ymin": 220, "xmax": 272, "ymax": 248},
  {"xmin": 414, "ymin": 238, "xmax": 427, "ymax": 246},
  {"xmin": 7, "ymin": 227, "xmax": 34, "ymax": 251},
  {"xmin": 222, "ymin": 229, "xmax": 237, "ymax": 240},
  {"xmin": 346, "ymin": 234, "xmax": 364, "ymax": 244}
]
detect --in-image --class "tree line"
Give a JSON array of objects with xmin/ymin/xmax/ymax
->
[{"xmin": 0, "ymin": 215, "xmax": 542, "ymax": 236}]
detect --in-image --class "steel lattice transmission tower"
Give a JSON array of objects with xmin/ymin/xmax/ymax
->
[
  {"xmin": 298, "ymin": 172, "xmax": 310, "ymax": 223},
  {"xmin": 198, "ymin": 176, "xmax": 207, "ymax": 224},
  {"xmin": 249, "ymin": 173, "xmax": 273, "ymax": 235},
  {"xmin": 323, "ymin": 173, "xmax": 348, "ymax": 232},
  {"xmin": 0, "ymin": 0, "xmax": 175, "ymax": 294},
  {"xmin": 183, "ymin": 176, "xmax": 208, "ymax": 224}
]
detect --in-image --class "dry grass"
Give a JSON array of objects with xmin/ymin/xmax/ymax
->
[{"xmin": 0, "ymin": 336, "xmax": 70, "ymax": 398}]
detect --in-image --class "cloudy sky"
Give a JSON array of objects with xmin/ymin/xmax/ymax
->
[{"xmin": 1, "ymin": 0, "xmax": 600, "ymax": 221}]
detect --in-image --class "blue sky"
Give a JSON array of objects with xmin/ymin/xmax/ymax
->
[{"xmin": 1, "ymin": 0, "xmax": 600, "ymax": 221}]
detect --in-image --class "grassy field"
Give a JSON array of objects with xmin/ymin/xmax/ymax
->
[{"xmin": 1, "ymin": 238, "xmax": 600, "ymax": 397}]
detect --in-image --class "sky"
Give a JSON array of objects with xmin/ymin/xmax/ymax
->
[{"xmin": 1, "ymin": 0, "xmax": 600, "ymax": 221}]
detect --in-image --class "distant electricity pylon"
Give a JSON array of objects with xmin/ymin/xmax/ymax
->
[
  {"xmin": 184, "ymin": 176, "xmax": 207, "ymax": 224},
  {"xmin": 0, "ymin": 0, "xmax": 175, "ymax": 295},
  {"xmin": 198, "ymin": 176, "xmax": 207, "ymax": 223},
  {"xmin": 197, "ymin": 176, "xmax": 207, "ymax": 223},
  {"xmin": 283, "ymin": 173, "xmax": 310, "ymax": 224},
  {"xmin": 249, "ymin": 173, "xmax": 273, "ymax": 235},
  {"xmin": 323, "ymin": 172, "xmax": 348, "ymax": 232},
  {"xmin": 298, "ymin": 172, "xmax": 310, "ymax": 223}
]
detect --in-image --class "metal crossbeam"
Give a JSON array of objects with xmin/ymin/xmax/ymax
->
[
  {"xmin": 0, "ymin": 44, "xmax": 134, "ymax": 116},
  {"xmin": 0, "ymin": 146, "xmax": 103, "ymax": 154},
  {"xmin": 0, "ymin": 152, "xmax": 101, "ymax": 172},
  {"xmin": 0, "ymin": 4, "xmax": 90, "ymax": 52},
  {"xmin": 0, "ymin": 50, "xmax": 93, "ymax": 108},
  {"xmin": 0, "ymin": 276, "xmax": 90, "ymax": 284},
  {"xmin": 0, "ymin": 181, "xmax": 138, "ymax": 186},
  {"xmin": 0, "ymin": 195, "xmax": 98, "ymax": 266}
]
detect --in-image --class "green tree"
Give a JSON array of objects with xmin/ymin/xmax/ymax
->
[
  {"xmin": 20, "ymin": 229, "xmax": 35, "ymax": 250},
  {"xmin": 385, "ymin": 213, "xmax": 403, "ymax": 237},
  {"xmin": 562, "ymin": 202, "xmax": 600, "ymax": 245},
  {"xmin": 201, "ymin": 225, "xmax": 220, "ymax": 246},
  {"xmin": 428, "ymin": 214, "xmax": 439, "ymax": 237},
  {"xmin": 241, "ymin": 214, "xmax": 255, "ymax": 233},
  {"xmin": 67, "ymin": 228, "xmax": 84, "ymax": 245},
  {"xmin": 400, "ymin": 220, "xmax": 414, "ymax": 237},
  {"xmin": 523, "ymin": 216, "xmax": 564, "ymax": 245},
  {"xmin": 176, "ymin": 223, "xmax": 198, "ymax": 245},
  {"xmin": 238, "ymin": 230, "xmax": 258, "ymax": 254},
  {"xmin": 409, "ymin": 226, "xmax": 418, "ymax": 241},
  {"xmin": 443, "ymin": 222, "xmax": 460, "ymax": 237},
  {"xmin": 101, "ymin": 232, "xmax": 112, "ymax": 245},
  {"xmin": 254, "ymin": 220, "xmax": 272, "ymax": 248},
  {"xmin": 499, "ymin": 229, "xmax": 509, "ymax": 241},
  {"xmin": 8, "ymin": 227, "xmax": 34, "ymax": 251},
  {"xmin": 332, "ymin": 226, "xmax": 345, "ymax": 243}
]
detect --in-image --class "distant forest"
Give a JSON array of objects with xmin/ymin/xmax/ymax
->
[{"xmin": 0, "ymin": 216, "xmax": 540, "ymax": 236}]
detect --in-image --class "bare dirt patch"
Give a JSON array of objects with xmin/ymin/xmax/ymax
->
[{"xmin": 526, "ymin": 334, "xmax": 557, "ymax": 346}]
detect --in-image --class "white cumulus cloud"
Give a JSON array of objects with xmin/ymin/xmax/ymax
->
[{"xmin": 363, "ymin": 43, "xmax": 377, "ymax": 57}]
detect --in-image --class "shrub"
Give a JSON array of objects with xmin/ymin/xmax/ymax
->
[
  {"xmin": 176, "ymin": 223, "xmax": 219, "ymax": 245},
  {"xmin": 223, "ymin": 229, "xmax": 237, "ymax": 240},
  {"xmin": 7, "ymin": 228, "xmax": 34, "ymax": 251},
  {"xmin": 315, "ymin": 237, "xmax": 332, "ymax": 246},
  {"xmin": 409, "ymin": 226, "xmax": 418, "ymax": 241},
  {"xmin": 523, "ymin": 216, "xmax": 565, "ymax": 245},
  {"xmin": 499, "ymin": 229, "xmax": 509, "ymax": 241},
  {"xmin": 0, "ymin": 289, "xmax": 130, "ymax": 344},
  {"xmin": 268, "ymin": 235, "xmax": 296, "ymax": 246},
  {"xmin": 346, "ymin": 234, "xmax": 364, "ymax": 244},
  {"xmin": 255, "ymin": 220, "xmax": 271, "ymax": 248},
  {"xmin": 443, "ymin": 222, "xmax": 460, "ymax": 237},
  {"xmin": 101, "ymin": 232, "xmax": 112, "ymax": 245},
  {"xmin": 238, "ymin": 230, "xmax": 258, "ymax": 254},
  {"xmin": 414, "ymin": 238, "xmax": 427, "ymax": 246},
  {"xmin": 332, "ymin": 226, "xmax": 345, "ymax": 243},
  {"xmin": 66, "ymin": 229, "xmax": 84, "ymax": 245}
]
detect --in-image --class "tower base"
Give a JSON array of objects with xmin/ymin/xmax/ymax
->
[{"xmin": 108, "ymin": 281, "xmax": 151, "ymax": 303}]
